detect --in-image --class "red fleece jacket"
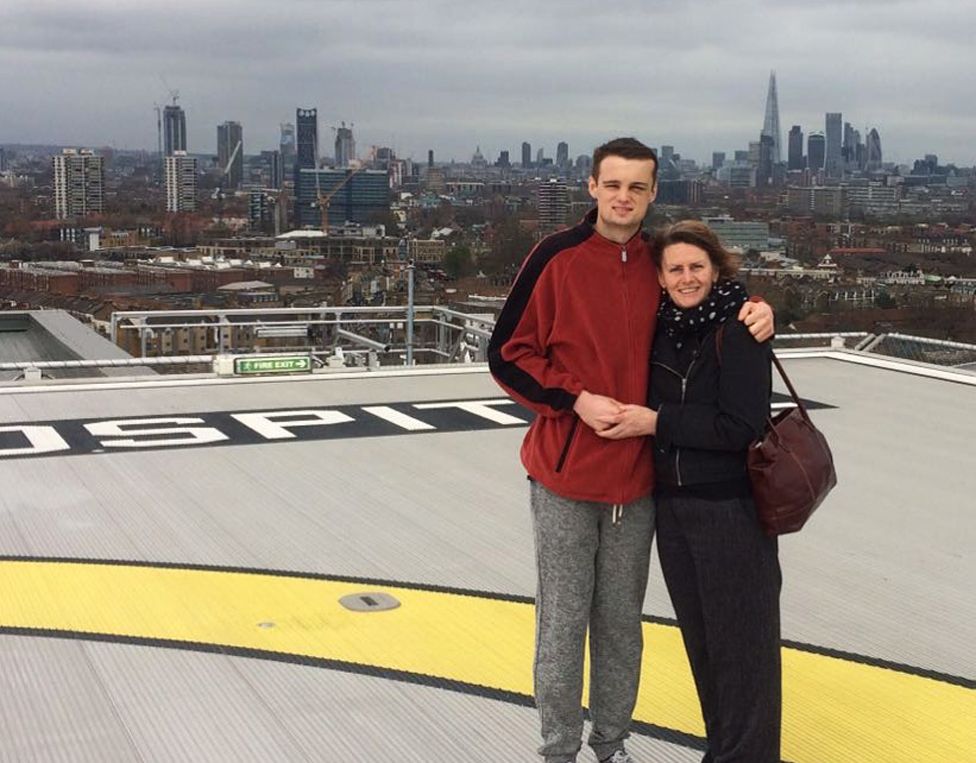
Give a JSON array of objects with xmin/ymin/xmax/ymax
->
[{"xmin": 488, "ymin": 210, "xmax": 659, "ymax": 504}]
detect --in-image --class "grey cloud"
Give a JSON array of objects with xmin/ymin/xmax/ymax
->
[{"xmin": 0, "ymin": 0, "xmax": 973, "ymax": 165}]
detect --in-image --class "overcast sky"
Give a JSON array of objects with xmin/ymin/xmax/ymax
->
[{"xmin": 1, "ymin": 0, "xmax": 973, "ymax": 167}]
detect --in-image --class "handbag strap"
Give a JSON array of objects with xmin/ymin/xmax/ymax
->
[
  {"xmin": 714, "ymin": 323, "xmax": 812, "ymax": 423},
  {"xmin": 770, "ymin": 354, "xmax": 812, "ymax": 422}
]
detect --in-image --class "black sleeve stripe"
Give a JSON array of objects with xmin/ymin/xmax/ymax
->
[{"xmin": 488, "ymin": 222, "xmax": 592, "ymax": 411}]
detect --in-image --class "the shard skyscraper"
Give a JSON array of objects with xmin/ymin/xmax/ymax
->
[{"xmin": 762, "ymin": 70, "xmax": 782, "ymax": 165}]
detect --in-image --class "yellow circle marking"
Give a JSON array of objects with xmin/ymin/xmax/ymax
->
[{"xmin": 0, "ymin": 560, "xmax": 971, "ymax": 762}]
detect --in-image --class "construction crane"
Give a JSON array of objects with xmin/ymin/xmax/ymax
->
[
  {"xmin": 314, "ymin": 167, "xmax": 363, "ymax": 234},
  {"xmin": 159, "ymin": 75, "xmax": 179, "ymax": 106},
  {"xmin": 222, "ymin": 139, "xmax": 242, "ymax": 182},
  {"xmin": 211, "ymin": 139, "xmax": 243, "ymax": 224},
  {"xmin": 307, "ymin": 127, "xmax": 362, "ymax": 233},
  {"xmin": 155, "ymin": 75, "xmax": 180, "ymax": 183},
  {"xmin": 212, "ymin": 139, "xmax": 242, "ymax": 198}
]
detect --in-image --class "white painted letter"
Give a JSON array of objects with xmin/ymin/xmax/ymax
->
[
  {"xmin": 361, "ymin": 406, "xmax": 434, "ymax": 431},
  {"xmin": 231, "ymin": 409, "xmax": 354, "ymax": 440},
  {"xmin": 86, "ymin": 418, "xmax": 228, "ymax": 448},
  {"xmin": 0, "ymin": 426, "xmax": 70, "ymax": 457},
  {"xmin": 413, "ymin": 399, "xmax": 527, "ymax": 425}
]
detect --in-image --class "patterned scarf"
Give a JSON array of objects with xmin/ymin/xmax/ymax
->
[{"xmin": 657, "ymin": 279, "xmax": 748, "ymax": 350}]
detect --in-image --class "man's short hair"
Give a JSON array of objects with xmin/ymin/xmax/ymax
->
[{"xmin": 592, "ymin": 137, "xmax": 658, "ymax": 185}]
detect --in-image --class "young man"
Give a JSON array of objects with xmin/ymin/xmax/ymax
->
[{"xmin": 488, "ymin": 138, "xmax": 773, "ymax": 763}]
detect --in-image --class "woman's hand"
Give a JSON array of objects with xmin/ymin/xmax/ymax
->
[{"xmin": 595, "ymin": 404, "xmax": 657, "ymax": 439}]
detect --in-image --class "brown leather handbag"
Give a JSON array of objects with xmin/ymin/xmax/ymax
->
[
  {"xmin": 748, "ymin": 354, "xmax": 838, "ymax": 535},
  {"xmin": 716, "ymin": 326, "xmax": 837, "ymax": 535}
]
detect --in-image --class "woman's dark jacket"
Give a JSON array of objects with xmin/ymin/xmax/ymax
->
[{"xmin": 650, "ymin": 317, "xmax": 772, "ymax": 492}]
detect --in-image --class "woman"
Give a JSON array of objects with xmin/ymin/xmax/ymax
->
[{"xmin": 598, "ymin": 220, "xmax": 781, "ymax": 762}]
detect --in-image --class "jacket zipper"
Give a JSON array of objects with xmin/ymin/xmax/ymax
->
[
  {"xmin": 555, "ymin": 417, "xmax": 580, "ymax": 473},
  {"xmin": 652, "ymin": 349, "xmax": 703, "ymax": 488},
  {"xmin": 616, "ymin": 244, "xmax": 631, "ymax": 502},
  {"xmin": 676, "ymin": 376, "xmax": 688, "ymax": 486}
]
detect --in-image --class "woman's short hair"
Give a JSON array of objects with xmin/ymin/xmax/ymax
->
[{"xmin": 651, "ymin": 220, "xmax": 740, "ymax": 280}]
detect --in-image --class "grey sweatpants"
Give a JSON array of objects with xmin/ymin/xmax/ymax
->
[{"xmin": 530, "ymin": 480, "xmax": 655, "ymax": 763}]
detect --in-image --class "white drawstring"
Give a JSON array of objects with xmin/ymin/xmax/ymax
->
[{"xmin": 611, "ymin": 504, "xmax": 624, "ymax": 525}]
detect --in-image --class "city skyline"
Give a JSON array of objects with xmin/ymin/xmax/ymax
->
[{"xmin": 1, "ymin": 1, "xmax": 974, "ymax": 166}]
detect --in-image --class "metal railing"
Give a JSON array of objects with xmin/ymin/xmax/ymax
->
[
  {"xmin": 6, "ymin": 304, "xmax": 976, "ymax": 381},
  {"xmin": 772, "ymin": 332, "xmax": 871, "ymax": 350},
  {"xmin": 109, "ymin": 304, "xmax": 494, "ymax": 366}
]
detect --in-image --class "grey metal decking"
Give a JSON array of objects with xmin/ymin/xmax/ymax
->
[{"xmin": 0, "ymin": 358, "xmax": 972, "ymax": 761}]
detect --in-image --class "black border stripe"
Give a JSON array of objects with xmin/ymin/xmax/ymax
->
[
  {"xmin": 1, "ymin": 555, "xmax": 971, "ymax": 690},
  {"xmin": 775, "ymin": 637, "xmax": 976, "ymax": 689},
  {"xmin": 0, "ymin": 624, "xmax": 707, "ymax": 753},
  {"xmin": 639, "ymin": 615, "xmax": 974, "ymax": 689}
]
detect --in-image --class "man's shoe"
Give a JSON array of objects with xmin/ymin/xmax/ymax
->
[{"xmin": 600, "ymin": 751, "xmax": 635, "ymax": 763}]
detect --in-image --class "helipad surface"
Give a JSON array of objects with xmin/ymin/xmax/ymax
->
[{"xmin": 0, "ymin": 357, "xmax": 972, "ymax": 762}]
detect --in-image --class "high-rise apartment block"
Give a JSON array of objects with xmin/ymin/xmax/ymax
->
[
  {"xmin": 217, "ymin": 121, "xmax": 243, "ymax": 190},
  {"xmin": 295, "ymin": 169, "xmax": 390, "ymax": 229},
  {"xmin": 538, "ymin": 178, "xmax": 569, "ymax": 232},
  {"xmin": 296, "ymin": 109, "xmax": 318, "ymax": 170},
  {"xmin": 712, "ymin": 152, "xmax": 726, "ymax": 171},
  {"xmin": 249, "ymin": 190, "xmax": 283, "ymax": 234},
  {"xmin": 164, "ymin": 151, "xmax": 197, "ymax": 212},
  {"xmin": 334, "ymin": 123, "xmax": 355, "ymax": 167},
  {"xmin": 279, "ymin": 123, "xmax": 296, "ymax": 176},
  {"xmin": 295, "ymin": 108, "xmax": 319, "ymax": 223},
  {"xmin": 163, "ymin": 105, "xmax": 187, "ymax": 155},
  {"xmin": 261, "ymin": 150, "xmax": 283, "ymax": 189},
  {"xmin": 761, "ymin": 71, "xmax": 782, "ymax": 165},
  {"xmin": 521, "ymin": 142, "xmax": 532, "ymax": 168},
  {"xmin": 0, "ymin": 147, "xmax": 7, "ymax": 172},
  {"xmin": 53, "ymin": 149, "xmax": 104, "ymax": 219},
  {"xmin": 825, "ymin": 112, "xmax": 842, "ymax": 178},
  {"xmin": 843, "ymin": 122, "xmax": 855, "ymax": 167},
  {"xmin": 788, "ymin": 126, "xmax": 804, "ymax": 171},
  {"xmin": 556, "ymin": 142, "xmax": 569, "ymax": 168},
  {"xmin": 808, "ymin": 132, "xmax": 826, "ymax": 173}
]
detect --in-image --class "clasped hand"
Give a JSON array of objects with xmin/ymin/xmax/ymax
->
[{"xmin": 573, "ymin": 390, "xmax": 657, "ymax": 440}]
